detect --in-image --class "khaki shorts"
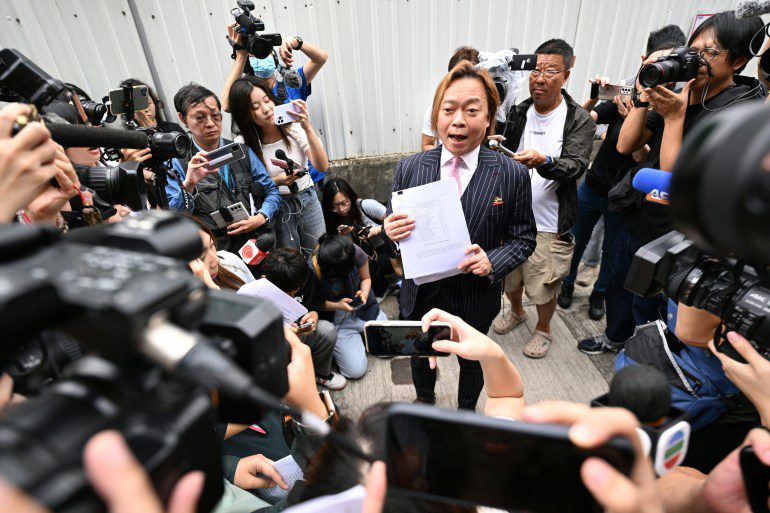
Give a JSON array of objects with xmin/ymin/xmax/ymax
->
[{"xmin": 504, "ymin": 232, "xmax": 575, "ymax": 304}]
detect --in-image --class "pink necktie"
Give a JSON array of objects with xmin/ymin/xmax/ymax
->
[{"xmin": 449, "ymin": 156, "xmax": 462, "ymax": 195}]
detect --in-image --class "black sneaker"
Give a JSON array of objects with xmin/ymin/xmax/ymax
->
[
  {"xmin": 578, "ymin": 335, "xmax": 622, "ymax": 354},
  {"xmin": 557, "ymin": 282, "xmax": 574, "ymax": 309},
  {"xmin": 588, "ymin": 290, "xmax": 605, "ymax": 320}
]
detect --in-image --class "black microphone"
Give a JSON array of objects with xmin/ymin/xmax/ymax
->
[
  {"xmin": 255, "ymin": 232, "xmax": 275, "ymax": 252},
  {"xmin": 594, "ymin": 365, "xmax": 691, "ymax": 475},
  {"xmin": 275, "ymin": 149, "xmax": 297, "ymax": 171},
  {"xmin": 46, "ymin": 124, "xmax": 149, "ymax": 149},
  {"xmin": 250, "ymin": 181, "xmax": 266, "ymax": 212}
]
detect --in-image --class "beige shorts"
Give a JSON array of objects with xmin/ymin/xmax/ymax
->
[{"xmin": 504, "ymin": 232, "xmax": 575, "ymax": 304}]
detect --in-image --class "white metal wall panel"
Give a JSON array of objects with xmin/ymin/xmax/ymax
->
[{"xmin": 0, "ymin": 0, "xmax": 762, "ymax": 160}]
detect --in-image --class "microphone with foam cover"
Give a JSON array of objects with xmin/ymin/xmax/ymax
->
[
  {"xmin": 46, "ymin": 123, "xmax": 149, "ymax": 149},
  {"xmin": 632, "ymin": 167, "xmax": 671, "ymax": 205},
  {"xmin": 608, "ymin": 365, "xmax": 671, "ymax": 425},
  {"xmin": 736, "ymin": 0, "xmax": 770, "ymax": 18}
]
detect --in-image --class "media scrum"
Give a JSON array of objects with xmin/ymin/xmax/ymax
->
[{"xmin": 1, "ymin": 0, "xmax": 770, "ymax": 512}]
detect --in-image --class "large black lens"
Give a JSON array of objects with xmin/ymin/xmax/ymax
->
[
  {"xmin": 148, "ymin": 131, "xmax": 191, "ymax": 160},
  {"xmin": 670, "ymin": 103, "xmax": 770, "ymax": 261},
  {"xmin": 639, "ymin": 60, "xmax": 681, "ymax": 88},
  {"xmin": 75, "ymin": 162, "xmax": 147, "ymax": 211}
]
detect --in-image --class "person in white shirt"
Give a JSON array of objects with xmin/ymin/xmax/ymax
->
[
  {"xmin": 490, "ymin": 39, "xmax": 595, "ymax": 359},
  {"xmin": 229, "ymin": 76, "xmax": 329, "ymax": 257}
]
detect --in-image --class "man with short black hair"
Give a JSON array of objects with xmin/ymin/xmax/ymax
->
[
  {"xmin": 251, "ymin": 247, "xmax": 345, "ymax": 390},
  {"xmin": 579, "ymin": 10, "xmax": 767, "ymax": 355},
  {"xmin": 168, "ymin": 83, "xmax": 280, "ymax": 253},
  {"xmin": 492, "ymin": 39, "xmax": 595, "ymax": 359},
  {"xmin": 557, "ymin": 25, "xmax": 687, "ymax": 321}
]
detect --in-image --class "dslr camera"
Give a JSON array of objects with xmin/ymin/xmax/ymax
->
[
  {"xmin": 638, "ymin": 46, "xmax": 701, "ymax": 88},
  {"xmin": 231, "ymin": 0, "xmax": 282, "ymax": 59},
  {"xmin": 625, "ymin": 103, "xmax": 770, "ymax": 362}
]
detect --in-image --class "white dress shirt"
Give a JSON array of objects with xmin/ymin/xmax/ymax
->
[{"xmin": 439, "ymin": 144, "xmax": 481, "ymax": 195}]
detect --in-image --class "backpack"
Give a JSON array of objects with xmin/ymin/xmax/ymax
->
[{"xmin": 615, "ymin": 320, "xmax": 750, "ymax": 430}]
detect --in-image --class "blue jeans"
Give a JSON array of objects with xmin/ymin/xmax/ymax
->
[
  {"xmin": 604, "ymin": 226, "xmax": 667, "ymax": 343},
  {"xmin": 563, "ymin": 181, "xmax": 622, "ymax": 294},
  {"xmin": 275, "ymin": 187, "xmax": 326, "ymax": 257}
]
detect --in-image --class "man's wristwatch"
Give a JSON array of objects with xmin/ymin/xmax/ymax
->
[
  {"xmin": 293, "ymin": 36, "xmax": 304, "ymax": 50},
  {"xmin": 256, "ymin": 212, "xmax": 269, "ymax": 223}
]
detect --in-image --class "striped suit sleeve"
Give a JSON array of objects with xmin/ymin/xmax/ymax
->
[
  {"xmin": 383, "ymin": 157, "xmax": 407, "ymax": 252},
  {"xmin": 486, "ymin": 161, "xmax": 537, "ymax": 282}
]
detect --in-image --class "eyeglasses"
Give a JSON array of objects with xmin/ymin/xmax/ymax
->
[
  {"xmin": 530, "ymin": 69, "xmax": 569, "ymax": 79},
  {"xmin": 332, "ymin": 198, "xmax": 351, "ymax": 209},
  {"xmin": 698, "ymin": 48, "xmax": 725, "ymax": 62},
  {"xmin": 189, "ymin": 113, "xmax": 223, "ymax": 124}
]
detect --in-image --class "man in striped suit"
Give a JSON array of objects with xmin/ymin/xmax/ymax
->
[{"xmin": 385, "ymin": 61, "xmax": 537, "ymax": 410}]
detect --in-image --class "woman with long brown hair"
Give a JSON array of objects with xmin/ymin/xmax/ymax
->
[
  {"xmin": 229, "ymin": 76, "xmax": 328, "ymax": 256},
  {"xmin": 185, "ymin": 214, "xmax": 252, "ymax": 291}
]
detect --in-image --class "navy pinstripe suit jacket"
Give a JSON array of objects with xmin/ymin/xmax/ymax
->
[{"xmin": 387, "ymin": 145, "xmax": 537, "ymax": 329}]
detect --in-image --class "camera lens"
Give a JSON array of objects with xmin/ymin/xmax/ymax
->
[
  {"xmin": 148, "ymin": 131, "xmax": 191, "ymax": 160},
  {"xmin": 75, "ymin": 163, "xmax": 147, "ymax": 211},
  {"xmin": 639, "ymin": 64, "xmax": 664, "ymax": 88}
]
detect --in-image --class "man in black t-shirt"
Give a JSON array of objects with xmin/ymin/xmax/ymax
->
[
  {"xmin": 559, "ymin": 26, "xmax": 687, "ymax": 322},
  {"xmin": 579, "ymin": 12, "xmax": 767, "ymax": 354}
]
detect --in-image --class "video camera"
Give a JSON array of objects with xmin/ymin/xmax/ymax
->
[
  {"xmin": 0, "ymin": 210, "xmax": 291, "ymax": 511},
  {"xmin": 230, "ymin": 1, "xmax": 282, "ymax": 59},
  {"xmin": 638, "ymin": 46, "xmax": 702, "ymax": 88},
  {"xmin": 624, "ymin": 103, "xmax": 770, "ymax": 362}
]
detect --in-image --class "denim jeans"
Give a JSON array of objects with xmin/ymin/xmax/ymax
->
[
  {"xmin": 275, "ymin": 187, "xmax": 326, "ymax": 257},
  {"xmin": 333, "ymin": 309, "xmax": 387, "ymax": 379},
  {"xmin": 563, "ymin": 181, "xmax": 623, "ymax": 294},
  {"xmin": 582, "ymin": 217, "xmax": 603, "ymax": 266},
  {"xmin": 604, "ymin": 226, "xmax": 667, "ymax": 343}
]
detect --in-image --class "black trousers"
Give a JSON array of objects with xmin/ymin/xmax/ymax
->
[{"xmin": 407, "ymin": 290, "xmax": 490, "ymax": 410}]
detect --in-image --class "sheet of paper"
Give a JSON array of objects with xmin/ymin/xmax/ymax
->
[
  {"xmin": 258, "ymin": 455, "xmax": 304, "ymax": 502},
  {"xmin": 392, "ymin": 179, "xmax": 471, "ymax": 285},
  {"xmin": 237, "ymin": 278, "xmax": 308, "ymax": 324},
  {"xmin": 282, "ymin": 484, "xmax": 365, "ymax": 513}
]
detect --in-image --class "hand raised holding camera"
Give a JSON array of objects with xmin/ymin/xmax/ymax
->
[{"xmin": 0, "ymin": 104, "xmax": 59, "ymax": 222}]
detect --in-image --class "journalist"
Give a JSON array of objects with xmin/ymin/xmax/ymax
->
[
  {"xmin": 580, "ymin": 10, "xmax": 768, "ymax": 355},
  {"xmin": 222, "ymin": 24, "xmax": 330, "ymax": 196},
  {"xmin": 167, "ymin": 83, "xmax": 281, "ymax": 252},
  {"xmin": 491, "ymin": 39, "xmax": 595, "ymax": 359},
  {"xmin": 385, "ymin": 61, "xmax": 536, "ymax": 409},
  {"xmin": 557, "ymin": 25, "xmax": 686, "ymax": 321},
  {"xmin": 228, "ymin": 77, "xmax": 328, "ymax": 256}
]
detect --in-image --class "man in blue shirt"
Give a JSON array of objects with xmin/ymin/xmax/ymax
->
[
  {"xmin": 222, "ymin": 28, "xmax": 329, "ymax": 192},
  {"xmin": 168, "ymin": 83, "xmax": 280, "ymax": 252}
]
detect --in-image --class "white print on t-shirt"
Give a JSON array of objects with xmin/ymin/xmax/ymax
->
[{"xmin": 516, "ymin": 99, "xmax": 567, "ymax": 233}]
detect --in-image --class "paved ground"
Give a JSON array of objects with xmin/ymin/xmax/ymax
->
[{"xmin": 331, "ymin": 264, "xmax": 616, "ymax": 420}]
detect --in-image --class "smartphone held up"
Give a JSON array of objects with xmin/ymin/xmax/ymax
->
[{"xmin": 364, "ymin": 321, "xmax": 453, "ymax": 358}]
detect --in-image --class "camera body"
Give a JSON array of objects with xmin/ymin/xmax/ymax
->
[
  {"xmin": 625, "ymin": 231, "xmax": 770, "ymax": 362},
  {"xmin": 639, "ymin": 46, "xmax": 701, "ymax": 88},
  {"xmin": 4, "ymin": 330, "xmax": 84, "ymax": 396},
  {"xmin": 231, "ymin": 1, "xmax": 282, "ymax": 59},
  {"xmin": 0, "ymin": 356, "xmax": 223, "ymax": 513}
]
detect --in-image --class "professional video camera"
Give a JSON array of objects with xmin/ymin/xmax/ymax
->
[
  {"xmin": 475, "ymin": 49, "xmax": 532, "ymax": 122},
  {"xmin": 74, "ymin": 161, "xmax": 148, "ymax": 212},
  {"xmin": 230, "ymin": 0, "xmax": 282, "ymax": 59},
  {"xmin": 0, "ymin": 210, "xmax": 293, "ymax": 511},
  {"xmin": 638, "ymin": 46, "xmax": 702, "ymax": 88},
  {"xmin": 624, "ymin": 103, "xmax": 770, "ymax": 362}
]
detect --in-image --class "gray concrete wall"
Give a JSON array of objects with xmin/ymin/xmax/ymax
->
[{"xmin": 326, "ymin": 139, "xmax": 603, "ymax": 203}]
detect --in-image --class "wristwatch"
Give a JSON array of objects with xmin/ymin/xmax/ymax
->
[
  {"xmin": 256, "ymin": 211, "xmax": 269, "ymax": 223},
  {"xmin": 293, "ymin": 36, "xmax": 304, "ymax": 50},
  {"xmin": 544, "ymin": 155, "xmax": 554, "ymax": 166},
  {"xmin": 633, "ymin": 95, "xmax": 649, "ymax": 108}
]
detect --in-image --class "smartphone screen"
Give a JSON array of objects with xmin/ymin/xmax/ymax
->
[
  {"xmin": 365, "ymin": 323, "xmax": 452, "ymax": 357},
  {"xmin": 386, "ymin": 404, "xmax": 635, "ymax": 513}
]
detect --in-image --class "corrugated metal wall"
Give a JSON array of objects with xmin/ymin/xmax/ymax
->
[{"xmin": 0, "ymin": 0, "xmax": 758, "ymax": 160}]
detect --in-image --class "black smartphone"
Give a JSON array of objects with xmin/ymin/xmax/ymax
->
[
  {"xmin": 204, "ymin": 143, "xmax": 246, "ymax": 171},
  {"xmin": 349, "ymin": 296, "xmax": 365, "ymax": 310},
  {"xmin": 509, "ymin": 54, "xmax": 538, "ymax": 71},
  {"xmin": 740, "ymin": 446, "xmax": 770, "ymax": 513},
  {"xmin": 364, "ymin": 321, "xmax": 453, "ymax": 357},
  {"xmin": 386, "ymin": 403, "xmax": 636, "ymax": 513}
]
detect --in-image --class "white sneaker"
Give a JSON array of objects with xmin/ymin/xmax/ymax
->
[{"xmin": 316, "ymin": 372, "xmax": 347, "ymax": 390}]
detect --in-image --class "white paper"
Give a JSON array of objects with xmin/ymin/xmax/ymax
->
[
  {"xmin": 237, "ymin": 278, "xmax": 308, "ymax": 324},
  {"xmin": 258, "ymin": 455, "xmax": 305, "ymax": 502},
  {"xmin": 282, "ymin": 484, "xmax": 365, "ymax": 513},
  {"xmin": 392, "ymin": 179, "xmax": 471, "ymax": 285}
]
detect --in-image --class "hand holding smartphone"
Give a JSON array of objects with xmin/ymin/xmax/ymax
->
[
  {"xmin": 364, "ymin": 321, "xmax": 454, "ymax": 357},
  {"xmin": 273, "ymin": 103, "xmax": 300, "ymax": 125}
]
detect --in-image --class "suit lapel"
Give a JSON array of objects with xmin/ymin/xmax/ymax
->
[
  {"xmin": 462, "ymin": 148, "xmax": 501, "ymax": 240},
  {"xmin": 419, "ymin": 145, "xmax": 443, "ymax": 186}
]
